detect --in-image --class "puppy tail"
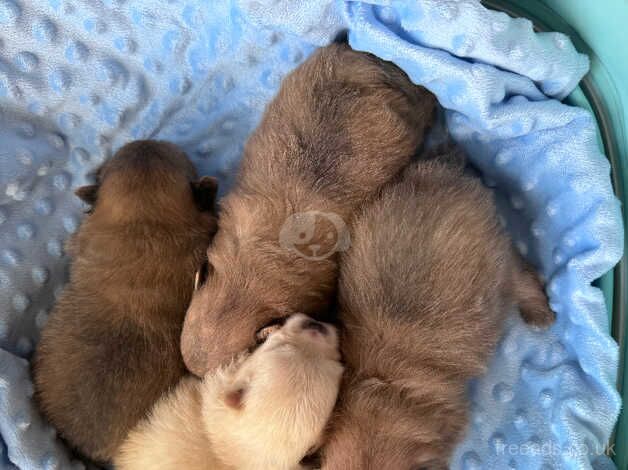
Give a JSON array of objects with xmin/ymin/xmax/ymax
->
[{"xmin": 513, "ymin": 261, "xmax": 555, "ymax": 327}]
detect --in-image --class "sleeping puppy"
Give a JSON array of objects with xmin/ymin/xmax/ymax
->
[
  {"xmin": 321, "ymin": 152, "xmax": 555, "ymax": 470},
  {"xmin": 182, "ymin": 42, "xmax": 436, "ymax": 376},
  {"xmin": 115, "ymin": 313, "xmax": 344, "ymax": 470},
  {"xmin": 32, "ymin": 140, "xmax": 218, "ymax": 462}
]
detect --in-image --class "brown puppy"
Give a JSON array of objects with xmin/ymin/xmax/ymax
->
[
  {"xmin": 33, "ymin": 140, "xmax": 218, "ymax": 462},
  {"xmin": 182, "ymin": 43, "xmax": 437, "ymax": 376},
  {"xmin": 321, "ymin": 153, "xmax": 554, "ymax": 470}
]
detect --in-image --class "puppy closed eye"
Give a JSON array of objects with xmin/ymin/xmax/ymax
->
[{"xmin": 194, "ymin": 259, "xmax": 212, "ymax": 290}]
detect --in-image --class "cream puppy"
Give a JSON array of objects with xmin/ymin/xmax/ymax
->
[{"xmin": 116, "ymin": 313, "xmax": 343, "ymax": 470}]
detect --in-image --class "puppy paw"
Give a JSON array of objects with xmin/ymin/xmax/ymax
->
[{"xmin": 256, "ymin": 324, "xmax": 282, "ymax": 343}]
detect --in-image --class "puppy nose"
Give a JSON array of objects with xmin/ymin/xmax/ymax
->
[{"xmin": 301, "ymin": 318, "xmax": 328, "ymax": 335}]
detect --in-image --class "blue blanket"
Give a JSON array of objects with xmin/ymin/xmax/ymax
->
[{"xmin": 0, "ymin": 1, "xmax": 623, "ymax": 468}]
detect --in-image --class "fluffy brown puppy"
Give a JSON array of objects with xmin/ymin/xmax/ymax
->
[
  {"xmin": 33, "ymin": 140, "xmax": 218, "ymax": 462},
  {"xmin": 321, "ymin": 154, "xmax": 555, "ymax": 470},
  {"xmin": 182, "ymin": 43, "xmax": 436, "ymax": 376}
]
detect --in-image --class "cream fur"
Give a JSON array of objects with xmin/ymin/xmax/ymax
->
[{"xmin": 115, "ymin": 314, "xmax": 343, "ymax": 470}]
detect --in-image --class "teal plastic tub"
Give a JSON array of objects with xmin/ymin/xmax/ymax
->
[{"xmin": 483, "ymin": 0, "xmax": 628, "ymax": 467}]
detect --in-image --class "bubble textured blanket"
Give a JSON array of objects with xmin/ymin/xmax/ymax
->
[{"xmin": 0, "ymin": 0, "xmax": 623, "ymax": 469}]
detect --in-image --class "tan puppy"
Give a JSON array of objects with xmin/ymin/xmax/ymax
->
[
  {"xmin": 116, "ymin": 313, "xmax": 344, "ymax": 470},
  {"xmin": 33, "ymin": 141, "xmax": 218, "ymax": 462},
  {"xmin": 182, "ymin": 43, "xmax": 436, "ymax": 376},
  {"xmin": 321, "ymin": 153, "xmax": 555, "ymax": 470}
]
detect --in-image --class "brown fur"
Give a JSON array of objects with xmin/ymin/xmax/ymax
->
[
  {"xmin": 321, "ymin": 154, "xmax": 554, "ymax": 470},
  {"xmin": 32, "ymin": 140, "xmax": 218, "ymax": 462},
  {"xmin": 181, "ymin": 43, "xmax": 437, "ymax": 376}
]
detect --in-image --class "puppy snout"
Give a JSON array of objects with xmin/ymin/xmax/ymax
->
[{"xmin": 301, "ymin": 318, "xmax": 328, "ymax": 336}]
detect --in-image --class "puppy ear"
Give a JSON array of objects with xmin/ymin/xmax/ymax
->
[
  {"xmin": 74, "ymin": 185, "xmax": 99, "ymax": 205},
  {"xmin": 191, "ymin": 176, "xmax": 218, "ymax": 212},
  {"xmin": 224, "ymin": 386, "xmax": 246, "ymax": 410}
]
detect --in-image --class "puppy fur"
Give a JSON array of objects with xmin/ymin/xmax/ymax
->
[
  {"xmin": 181, "ymin": 43, "xmax": 436, "ymax": 376},
  {"xmin": 321, "ymin": 154, "xmax": 555, "ymax": 469},
  {"xmin": 32, "ymin": 140, "xmax": 218, "ymax": 462},
  {"xmin": 115, "ymin": 314, "xmax": 344, "ymax": 470}
]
